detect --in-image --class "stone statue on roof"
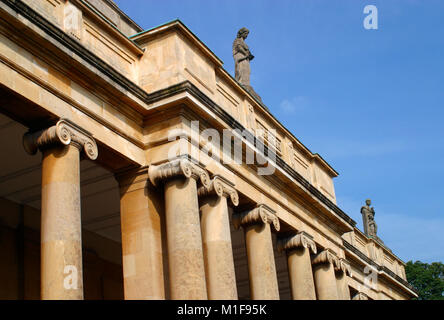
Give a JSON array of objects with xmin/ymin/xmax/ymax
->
[
  {"xmin": 233, "ymin": 27, "xmax": 254, "ymax": 86},
  {"xmin": 233, "ymin": 27, "xmax": 262, "ymax": 102},
  {"xmin": 361, "ymin": 199, "xmax": 384, "ymax": 244}
]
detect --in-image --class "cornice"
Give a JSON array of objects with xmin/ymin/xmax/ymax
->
[
  {"xmin": 277, "ymin": 231, "xmax": 317, "ymax": 254},
  {"xmin": 23, "ymin": 118, "xmax": 98, "ymax": 160},
  {"xmin": 148, "ymin": 157, "xmax": 211, "ymax": 189},
  {"xmin": 353, "ymin": 227, "xmax": 403, "ymax": 264},
  {"xmin": 343, "ymin": 239, "xmax": 379, "ymax": 269},
  {"xmin": 73, "ymin": 0, "xmax": 144, "ymax": 56},
  {"xmin": 343, "ymin": 240, "xmax": 417, "ymax": 295},
  {"xmin": 216, "ymin": 67, "xmax": 339, "ymax": 178},
  {"xmin": 99, "ymin": 0, "xmax": 143, "ymax": 32},
  {"xmin": 130, "ymin": 19, "xmax": 223, "ymax": 67},
  {"xmin": 197, "ymin": 175, "xmax": 239, "ymax": 206},
  {"xmin": 144, "ymin": 81, "xmax": 356, "ymax": 229},
  {"xmin": 233, "ymin": 204, "xmax": 280, "ymax": 231},
  {"xmin": 0, "ymin": 49, "xmax": 147, "ymax": 152},
  {"xmin": 0, "ymin": 0, "xmax": 149, "ymax": 102}
]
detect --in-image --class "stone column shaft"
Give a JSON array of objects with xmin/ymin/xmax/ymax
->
[
  {"xmin": 23, "ymin": 119, "xmax": 98, "ymax": 300},
  {"xmin": 117, "ymin": 169, "xmax": 165, "ymax": 299},
  {"xmin": 149, "ymin": 158, "xmax": 210, "ymax": 300},
  {"xmin": 41, "ymin": 144, "xmax": 82, "ymax": 299},
  {"xmin": 336, "ymin": 259, "xmax": 352, "ymax": 300},
  {"xmin": 198, "ymin": 176, "xmax": 239, "ymax": 300},
  {"xmin": 278, "ymin": 232, "xmax": 317, "ymax": 300},
  {"xmin": 312, "ymin": 249, "xmax": 340, "ymax": 300},
  {"xmin": 234, "ymin": 204, "xmax": 280, "ymax": 300}
]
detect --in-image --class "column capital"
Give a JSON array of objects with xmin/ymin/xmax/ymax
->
[
  {"xmin": 352, "ymin": 292, "xmax": 368, "ymax": 300},
  {"xmin": 148, "ymin": 157, "xmax": 210, "ymax": 188},
  {"xmin": 336, "ymin": 258, "xmax": 353, "ymax": 277},
  {"xmin": 233, "ymin": 204, "xmax": 280, "ymax": 231},
  {"xmin": 277, "ymin": 231, "xmax": 317, "ymax": 254},
  {"xmin": 312, "ymin": 249, "xmax": 340, "ymax": 268},
  {"xmin": 197, "ymin": 175, "xmax": 239, "ymax": 206},
  {"xmin": 23, "ymin": 119, "xmax": 98, "ymax": 160}
]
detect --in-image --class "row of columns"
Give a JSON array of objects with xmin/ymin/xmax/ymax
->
[{"xmin": 22, "ymin": 119, "xmax": 353, "ymax": 300}]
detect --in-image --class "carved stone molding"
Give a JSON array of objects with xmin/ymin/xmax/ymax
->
[
  {"xmin": 197, "ymin": 175, "xmax": 239, "ymax": 206},
  {"xmin": 148, "ymin": 158, "xmax": 211, "ymax": 188},
  {"xmin": 277, "ymin": 231, "xmax": 317, "ymax": 254},
  {"xmin": 23, "ymin": 119, "xmax": 98, "ymax": 160},
  {"xmin": 287, "ymin": 141, "xmax": 295, "ymax": 168},
  {"xmin": 336, "ymin": 258, "xmax": 353, "ymax": 277},
  {"xmin": 233, "ymin": 204, "xmax": 280, "ymax": 231},
  {"xmin": 312, "ymin": 249, "xmax": 340, "ymax": 268}
]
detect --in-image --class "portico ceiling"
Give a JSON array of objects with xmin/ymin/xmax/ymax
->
[{"xmin": 0, "ymin": 112, "xmax": 121, "ymax": 242}]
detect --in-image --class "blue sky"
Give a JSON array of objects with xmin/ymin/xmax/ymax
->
[{"xmin": 115, "ymin": 0, "xmax": 444, "ymax": 263}]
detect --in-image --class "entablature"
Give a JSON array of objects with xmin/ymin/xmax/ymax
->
[
  {"xmin": 131, "ymin": 19, "xmax": 339, "ymax": 203},
  {"xmin": 140, "ymin": 85, "xmax": 355, "ymax": 256},
  {"xmin": 343, "ymin": 227, "xmax": 408, "ymax": 280},
  {"xmin": 343, "ymin": 239, "xmax": 417, "ymax": 299}
]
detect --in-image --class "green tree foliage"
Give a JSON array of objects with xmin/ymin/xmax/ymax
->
[{"xmin": 405, "ymin": 260, "xmax": 444, "ymax": 300}]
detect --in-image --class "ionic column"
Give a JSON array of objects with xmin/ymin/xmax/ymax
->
[
  {"xmin": 233, "ymin": 204, "xmax": 280, "ymax": 300},
  {"xmin": 198, "ymin": 175, "xmax": 239, "ymax": 300},
  {"xmin": 277, "ymin": 232, "xmax": 317, "ymax": 300},
  {"xmin": 116, "ymin": 168, "xmax": 165, "ymax": 299},
  {"xmin": 312, "ymin": 249, "xmax": 340, "ymax": 300},
  {"xmin": 23, "ymin": 119, "xmax": 98, "ymax": 300},
  {"xmin": 149, "ymin": 158, "xmax": 210, "ymax": 299},
  {"xmin": 335, "ymin": 258, "xmax": 352, "ymax": 300}
]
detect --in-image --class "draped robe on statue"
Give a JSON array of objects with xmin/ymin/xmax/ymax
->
[{"xmin": 233, "ymin": 37, "xmax": 251, "ymax": 86}]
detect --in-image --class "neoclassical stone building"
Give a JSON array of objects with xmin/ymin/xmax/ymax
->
[{"xmin": 0, "ymin": 0, "xmax": 417, "ymax": 300}]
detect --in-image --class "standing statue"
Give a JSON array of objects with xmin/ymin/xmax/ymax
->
[
  {"xmin": 233, "ymin": 27, "xmax": 254, "ymax": 86},
  {"xmin": 233, "ymin": 28, "xmax": 262, "ymax": 102},
  {"xmin": 361, "ymin": 199, "xmax": 384, "ymax": 244}
]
